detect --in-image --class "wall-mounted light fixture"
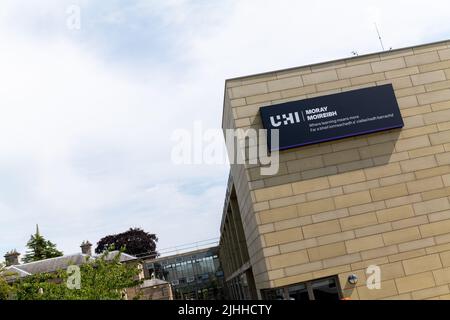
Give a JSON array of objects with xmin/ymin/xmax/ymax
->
[{"xmin": 347, "ymin": 274, "xmax": 358, "ymax": 285}]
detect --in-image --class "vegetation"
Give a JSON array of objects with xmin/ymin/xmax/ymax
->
[
  {"xmin": 1, "ymin": 226, "xmax": 152, "ymax": 300},
  {"xmin": 23, "ymin": 225, "xmax": 63, "ymax": 263},
  {"xmin": 95, "ymin": 228, "xmax": 158, "ymax": 257},
  {"xmin": 12, "ymin": 250, "xmax": 141, "ymax": 300},
  {"xmin": 0, "ymin": 263, "xmax": 12, "ymax": 300}
]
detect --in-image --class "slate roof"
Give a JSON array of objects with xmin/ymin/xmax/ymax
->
[
  {"xmin": 2, "ymin": 251, "xmax": 138, "ymax": 282},
  {"xmin": 14, "ymin": 253, "xmax": 90, "ymax": 275},
  {"xmin": 141, "ymin": 278, "xmax": 170, "ymax": 288},
  {"xmin": 103, "ymin": 251, "xmax": 137, "ymax": 263}
]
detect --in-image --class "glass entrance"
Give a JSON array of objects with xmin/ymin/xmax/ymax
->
[{"xmin": 262, "ymin": 276, "xmax": 341, "ymax": 300}]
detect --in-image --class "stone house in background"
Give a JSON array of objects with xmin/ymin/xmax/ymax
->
[{"xmin": 2, "ymin": 241, "xmax": 173, "ymax": 300}]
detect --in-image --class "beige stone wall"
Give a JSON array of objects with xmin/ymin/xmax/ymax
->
[{"xmin": 223, "ymin": 40, "xmax": 450, "ymax": 299}]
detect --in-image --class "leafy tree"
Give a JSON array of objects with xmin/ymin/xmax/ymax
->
[
  {"xmin": 23, "ymin": 225, "xmax": 63, "ymax": 263},
  {"xmin": 0, "ymin": 263, "xmax": 12, "ymax": 300},
  {"xmin": 95, "ymin": 228, "xmax": 158, "ymax": 257},
  {"xmin": 12, "ymin": 272, "xmax": 66, "ymax": 300},
  {"xmin": 13, "ymin": 250, "xmax": 142, "ymax": 300}
]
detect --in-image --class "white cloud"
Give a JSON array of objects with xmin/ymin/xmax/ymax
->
[
  {"xmin": 0, "ymin": 9, "xmax": 227, "ymax": 256},
  {"xmin": 183, "ymin": 0, "xmax": 450, "ymax": 79}
]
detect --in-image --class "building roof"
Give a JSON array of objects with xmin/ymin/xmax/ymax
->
[
  {"xmin": 2, "ymin": 251, "xmax": 138, "ymax": 281},
  {"xmin": 103, "ymin": 251, "xmax": 137, "ymax": 263},
  {"xmin": 141, "ymin": 278, "xmax": 170, "ymax": 288},
  {"xmin": 2, "ymin": 265, "xmax": 31, "ymax": 282},
  {"xmin": 224, "ymin": 39, "xmax": 450, "ymax": 83},
  {"xmin": 143, "ymin": 245, "xmax": 219, "ymax": 264},
  {"xmin": 12, "ymin": 253, "xmax": 90, "ymax": 275}
]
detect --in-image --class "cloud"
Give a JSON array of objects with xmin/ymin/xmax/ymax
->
[
  {"xmin": 182, "ymin": 0, "xmax": 450, "ymax": 79},
  {"xmin": 0, "ymin": 4, "xmax": 228, "ymax": 256},
  {"xmin": 0, "ymin": 0, "xmax": 449, "ymax": 259}
]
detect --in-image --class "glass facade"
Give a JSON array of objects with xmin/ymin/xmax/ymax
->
[
  {"xmin": 219, "ymin": 185, "xmax": 259, "ymax": 300},
  {"xmin": 145, "ymin": 247, "xmax": 225, "ymax": 300},
  {"xmin": 261, "ymin": 276, "xmax": 341, "ymax": 300},
  {"xmin": 225, "ymin": 269, "xmax": 257, "ymax": 300}
]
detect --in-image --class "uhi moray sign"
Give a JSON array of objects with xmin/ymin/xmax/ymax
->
[{"xmin": 260, "ymin": 84, "xmax": 404, "ymax": 151}]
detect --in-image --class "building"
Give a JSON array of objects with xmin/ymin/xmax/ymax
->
[
  {"xmin": 220, "ymin": 39, "xmax": 450, "ymax": 300},
  {"xmin": 138, "ymin": 277, "xmax": 174, "ymax": 300},
  {"xmin": 1, "ymin": 242, "xmax": 172, "ymax": 300},
  {"xmin": 3, "ymin": 242, "xmax": 139, "ymax": 280},
  {"xmin": 143, "ymin": 246, "xmax": 225, "ymax": 300}
]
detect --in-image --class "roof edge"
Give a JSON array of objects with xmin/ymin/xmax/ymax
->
[
  {"xmin": 220, "ymin": 38, "xmax": 449, "ymax": 134},
  {"xmin": 224, "ymin": 38, "xmax": 449, "ymax": 84}
]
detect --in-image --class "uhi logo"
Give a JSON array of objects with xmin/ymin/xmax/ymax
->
[{"xmin": 269, "ymin": 112, "xmax": 302, "ymax": 127}]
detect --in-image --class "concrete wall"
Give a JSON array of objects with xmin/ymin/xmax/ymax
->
[{"xmin": 222, "ymin": 40, "xmax": 450, "ymax": 299}]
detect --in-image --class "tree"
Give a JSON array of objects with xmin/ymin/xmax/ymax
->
[
  {"xmin": 13, "ymin": 250, "xmax": 142, "ymax": 300},
  {"xmin": 23, "ymin": 225, "xmax": 63, "ymax": 263},
  {"xmin": 0, "ymin": 263, "xmax": 11, "ymax": 300},
  {"xmin": 95, "ymin": 228, "xmax": 157, "ymax": 257}
]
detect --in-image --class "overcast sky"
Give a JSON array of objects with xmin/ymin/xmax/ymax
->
[{"xmin": 1, "ymin": 0, "xmax": 449, "ymax": 260}]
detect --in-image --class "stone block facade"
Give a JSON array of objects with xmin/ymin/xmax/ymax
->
[{"xmin": 220, "ymin": 40, "xmax": 450, "ymax": 300}]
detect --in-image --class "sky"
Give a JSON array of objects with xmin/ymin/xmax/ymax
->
[{"xmin": 0, "ymin": 0, "xmax": 449, "ymax": 260}]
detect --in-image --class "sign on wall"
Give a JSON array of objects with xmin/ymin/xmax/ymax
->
[{"xmin": 260, "ymin": 84, "xmax": 404, "ymax": 151}]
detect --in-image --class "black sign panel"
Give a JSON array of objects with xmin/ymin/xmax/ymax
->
[{"xmin": 260, "ymin": 84, "xmax": 404, "ymax": 151}]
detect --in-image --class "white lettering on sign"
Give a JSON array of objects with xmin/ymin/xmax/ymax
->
[
  {"xmin": 269, "ymin": 107, "xmax": 338, "ymax": 127},
  {"xmin": 270, "ymin": 112, "xmax": 302, "ymax": 127},
  {"xmin": 307, "ymin": 111, "xmax": 338, "ymax": 121},
  {"xmin": 305, "ymin": 106, "xmax": 328, "ymax": 115}
]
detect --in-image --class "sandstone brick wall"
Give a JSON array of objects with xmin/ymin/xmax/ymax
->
[{"xmin": 223, "ymin": 40, "xmax": 450, "ymax": 299}]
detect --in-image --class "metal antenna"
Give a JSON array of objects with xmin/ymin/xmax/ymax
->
[{"xmin": 374, "ymin": 22, "xmax": 385, "ymax": 51}]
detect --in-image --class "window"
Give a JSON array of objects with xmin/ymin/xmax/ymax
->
[
  {"xmin": 201, "ymin": 273, "xmax": 210, "ymax": 280},
  {"xmin": 263, "ymin": 288, "xmax": 285, "ymax": 300},
  {"xmin": 262, "ymin": 276, "xmax": 341, "ymax": 301},
  {"xmin": 287, "ymin": 283, "xmax": 309, "ymax": 301},
  {"xmin": 311, "ymin": 277, "xmax": 340, "ymax": 300}
]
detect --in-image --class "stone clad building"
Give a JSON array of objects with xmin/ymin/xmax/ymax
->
[{"xmin": 219, "ymin": 39, "xmax": 450, "ymax": 300}]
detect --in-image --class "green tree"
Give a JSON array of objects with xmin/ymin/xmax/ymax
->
[
  {"xmin": 0, "ymin": 263, "xmax": 12, "ymax": 300},
  {"xmin": 23, "ymin": 225, "xmax": 63, "ymax": 263},
  {"xmin": 14, "ymin": 250, "xmax": 142, "ymax": 300}
]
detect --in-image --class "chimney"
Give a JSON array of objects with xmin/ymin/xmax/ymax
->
[
  {"xmin": 80, "ymin": 241, "xmax": 92, "ymax": 256},
  {"xmin": 4, "ymin": 250, "xmax": 20, "ymax": 266}
]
